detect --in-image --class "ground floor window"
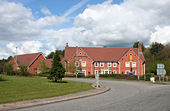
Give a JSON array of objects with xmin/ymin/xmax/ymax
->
[
  {"xmin": 82, "ymin": 70, "xmax": 86, "ymax": 75},
  {"xmin": 105, "ymin": 71, "xmax": 108, "ymax": 74},
  {"xmin": 113, "ymin": 70, "xmax": 117, "ymax": 74}
]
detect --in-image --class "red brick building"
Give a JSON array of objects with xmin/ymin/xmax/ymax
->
[
  {"xmin": 36, "ymin": 58, "xmax": 52, "ymax": 73},
  {"xmin": 63, "ymin": 43, "xmax": 145, "ymax": 76},
  {"xmin": 10, "ymin": 52, "xmax": 45, "ymax": 74}
]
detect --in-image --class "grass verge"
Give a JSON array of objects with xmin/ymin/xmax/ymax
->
[{"xmin": 0, "ymin": 75, "xmax": 94, "ymax": 104}]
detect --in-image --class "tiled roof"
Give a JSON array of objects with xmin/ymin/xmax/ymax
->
[
  {"xmin": 13, "ymin": 52, "xmax": 42, "ymax": 67},
  {"xmin": 64, "ymin": 47, "xmax": 145, "ymax": 62}
]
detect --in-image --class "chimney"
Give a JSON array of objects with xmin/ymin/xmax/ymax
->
[
  {"xmin": 66, "ymin": 43, "xmax": 68, "ymax": 47},
  {"xmin": 138, "ymin": 42, "xmax": 142, "ymax": 52}
]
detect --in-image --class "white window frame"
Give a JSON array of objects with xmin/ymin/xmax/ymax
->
[
  {"xmin": 113, "ymin": 70, "xmax": 117, "ymax": 74},
  {"xmin": 100, "ymin": 62, "xmax": 104, "ymax": 67},
  {"xmin": 94, "ymin": 62, "xmax": 98, "ymax": 67},
  {"xmin": 113, "ymin": 63, "xmax": 117, "ymax": 67},
  {"xmin": 82, "ymin": 70, "xmax": 86, "ymax": 75},
  {"xmin": 82, "ymin": 61, "xmax": 86, "ymax": 67},
  {"xmin": 125, "ymin": 70, "xmax": 130, "ymax": 74},
  {"xmin": 125, "ymin": 62, "xmax": 130, "ymax": 67},
  {"xmin": 132, "ymin": 62, "xmax": 136, "ymax": 67},
  {"xmin": 108, "ymin": 62, "xmax": 111, "ymax": 67},
  {"xmin": 95, "ymin": 70, "xmax": 98, "ymax": 74}
]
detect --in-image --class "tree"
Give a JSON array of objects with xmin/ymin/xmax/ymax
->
[
  {"xmin": 46, "ymin": 50, "xmax": 65, "ymax": 59},
  {"xmin": 48, "ymin": 50, "xmax": 65, "ymax": 82},
  {"xmin": 19, "ymin": 65, "xmax": 30, "ymax": 76},
  {"xmin": 149, "ymin": 42, "xmax": 164, "ymax": 55},
  {"xmin": 3, "ymin": 63, "xmax": 13, "ymax": 75},
  {"xmin": 133, "ymin": 41, "xmax": 145, "ymax": 52},
  {"xmin": 46, "ymin": 52, "xmax": 55, "ymax": 59},
  {"xmin": 39, "ymin": 61, "xmax": 50, "ymax": 73}
]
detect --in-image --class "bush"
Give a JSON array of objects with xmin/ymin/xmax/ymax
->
[
  {"xmin": 19, "ymin": 65, "xmax": 30, "ymax": 76},
  {"xmin": 99, "ymin": 74, "xmax": 139, "ymax": 80},
  {"xmin": 3, "ymin": 63, "xmax": 14, "ymax": 75},
  {"xmin": 65, "ymin": 74, "xmax": 85, "ymax": 78},
  {"xmin": 39, "ymin": 73, "xmax": 50, "ymax": 77},
  {"xmin": 0, "ymin": 75, "xmax": 6, "ymax": 81},
  {"xmin": 145, "ymin": 73, "xmax": 154, "ymax": 81}
]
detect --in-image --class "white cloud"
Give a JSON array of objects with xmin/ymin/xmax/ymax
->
[
  {"xmin": 41, "ymin": 8, "xmax": 51, "ymax": 15},
  {"xmin": 64, "ymin": 0, "xmax": 89, "ymax": 17},
  {"xmin": 1, "ymin": 0, "xmax": 170, "ymax": 59},
  {"xmin": 150, "ymin": 26, "xmax": 170, "ymax": 44}
]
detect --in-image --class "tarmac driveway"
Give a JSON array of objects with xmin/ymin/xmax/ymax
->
[{"xmin": 12, "ymin": 78, "xmax": 170, "ymax": 111}]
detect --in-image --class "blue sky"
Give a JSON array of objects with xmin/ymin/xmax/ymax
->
[{"xmin": 0, "ymin": 0, "xmax": 170, "ymax": 59}]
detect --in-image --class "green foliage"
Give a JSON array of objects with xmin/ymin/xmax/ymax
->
[
  {"xmin": 145, "ymin": 73, "xmax": 154, "ymax": 81},
  {"xmin": 150, "ymin": 42, "xmax": 164, "ymax": 55},
  {"xmin": 3, "ymin": 63, "xmax": 14, "ymax": 75},
  {"xmin": 0, "ymin": 75, "xmax": 93, "ymax": 104},
  {"xmin": 46, "ymin": 52, "xmax": 55, "ymax": 59},
  {"xmin": 99, "ymin": 74, "xmax": 139, "ymax": 80},
  {"xmin": 46, "ymin": 50, "xmax": 65, "ymax": 59},
  {"xmin": 48, "ymin": 50, "xmax": 65, "ymax": 82},
  {"xmin": 0, "ymin": 75, "xmax": 6, "ymax": 81},
  {"xmin": 39, "ymin": 61, "xmax": 50, "ymax": 73},
  {"xmin": 39, "ymin": 73, "xmax": 50, "ymax": 77},
  {"xmin": 19, "ymin": 65, "xmax": 30, "ymax": 76},
  {"xmin": 143, "ymin": 42, "xmax": 170, "ymax": 76},
  {"xmin": 65, "ymin": 74, "xmax": 85, "ymax": 78},
  {"xmin": 133, "ymin": 41, "xmax": 145, "ymax": 52}
]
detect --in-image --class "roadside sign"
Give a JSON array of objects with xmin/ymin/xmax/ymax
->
[
  {"xmin": 157, "ymin": 64, "xmax": 165, "ymax": 69},
  {"xmin": 157, "ymin": 69, "xmax": 166, "ymax": 76}
]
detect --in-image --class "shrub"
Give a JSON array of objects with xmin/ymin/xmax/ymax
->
[
  {"xmin": 0, "ymin": 75, "xmax": 6, "ymax": 81},
  {"xmin": 3, "ymin": 63, "xmax": 14, "ymax": 75},
  {"xmin": 39, "ymin": 73, "xmax": 50, "ymax": 77},
  {"xmin": 99, "ymin": 74, "xmax": 139, "ymax": 80},
  {"xmin": 145, "ymin": 73, "xmax": 154, "ymax": 81},
  {"xmin": 65, "ymin": 74, "xmax": 85, "ymax": 78},
  {"xmin": 19, "ymin": 65, "xmax": 30, "ymax": 76}
]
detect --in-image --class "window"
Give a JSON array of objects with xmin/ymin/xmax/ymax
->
[
  {"xmin": 130, "ymin": 53, "xmax": 132, "ymax": 55},
  {"xmin": 82, "ymin": 70, "xmax": 86, "ymax": 75},
  {"xmin": 105, "ymin": 71, "xmax": 108, "ymax": 74},
  {"xmin": 125, "ymin": 62, "xmax": 130, "ymax": 67},
  {"xmin": 79, "ymin": 52, "xmax": 82, "ymax": 55},
  {"xmin": 94, "ymin": 62, "xmax": 98, "ymax": 67},
  {"xmin": 108, "ymin": 62, "xmax": 111, "ymax": 67},
  {"xmin": 75, "ymin": 61, "xmax": 79, "ymax": 67},
  {"xmin": 100, "ymin": 62, "xmax": 104, "ymax": 67},
  {"xmin": 113, "ymin": 63, "xmax": 117, "ymax": 67},
  {"xmin": 132, "ymin": 62, "xmax": 136, "ymax": 67},
  {"xmin": 82, "ymin": 61, "xmax": 86, "ymax": 67},
  {"xmin": 113, "ymin": 70, "xmax": 117, "ymax": 74},
  {"xmin": 95, "ymin": 70, "xmax": 98, "ymax": 74}
]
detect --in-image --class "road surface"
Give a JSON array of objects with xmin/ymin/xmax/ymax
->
[{"xmin": 12, "ymin": 78, "xmax": 170, "ymax": 111}]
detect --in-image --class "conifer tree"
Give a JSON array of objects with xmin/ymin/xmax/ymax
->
[{"xmin": 49, "ymin": 50, "xmax": 65, "ymax": 82}]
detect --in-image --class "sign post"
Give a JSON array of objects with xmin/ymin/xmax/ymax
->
[
  {"xmin": 157, "ymin": 64, "xmax": 166, "ymax": 83},
  {"xmin": 95, "ymin": 73, "xmax": 99, "ymax": 88}
]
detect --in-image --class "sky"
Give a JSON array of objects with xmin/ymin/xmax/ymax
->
[{"xmin": 0, "ymin": 0, "xmax": 170, "ymax": 59}]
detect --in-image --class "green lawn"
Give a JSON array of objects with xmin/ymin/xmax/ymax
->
[{"xmin": 0, "ymin": 75, "xmax": 94, "ymax": 104}]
